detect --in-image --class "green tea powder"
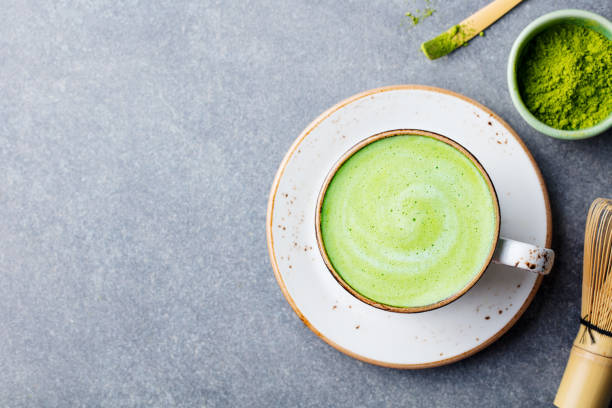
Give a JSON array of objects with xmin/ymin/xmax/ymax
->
[{"xmin": 518, "ymin": 23, "xmax": 612, "ymax": 130}]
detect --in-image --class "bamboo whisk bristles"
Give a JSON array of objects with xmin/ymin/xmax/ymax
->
[
  {"xmin": 554, "ymin": 198, "xmax": 612, "ymax": 408},
  {"xmin": 582, "ymin": 198, "xmax": 612, "ymax": 338}
]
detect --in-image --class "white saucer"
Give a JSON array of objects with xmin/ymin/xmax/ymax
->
[{"xmin": 266, "ymin": 86, "xmax": 552, "ymax": 368}]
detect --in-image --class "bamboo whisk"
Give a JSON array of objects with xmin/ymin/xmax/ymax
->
[{"xmin": 555, "ymin": 198, "xmax": 612, "ymax": 408}]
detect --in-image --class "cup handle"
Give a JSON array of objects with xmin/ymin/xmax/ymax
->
[{"xmin": 492, "ymin": 237, "xmax": 555, "ymax": 275}]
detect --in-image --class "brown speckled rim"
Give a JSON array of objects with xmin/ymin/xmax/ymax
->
[
  {"xmin": 314, "ymin": 129, "xmax": 501, "ymax": 313},
  {"xmin": 266, "ymin": 85, "xmax": 552, "ymax": 369}
]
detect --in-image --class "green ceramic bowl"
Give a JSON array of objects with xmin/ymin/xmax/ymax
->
[{"xmin": 507, "ymin": 9, "xmax": 612, "ymax": 140}]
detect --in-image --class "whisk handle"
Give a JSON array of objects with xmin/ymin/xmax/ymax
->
[{"xmin": 554, "ymin": 345, "xmax": 612, "ymax": 408}]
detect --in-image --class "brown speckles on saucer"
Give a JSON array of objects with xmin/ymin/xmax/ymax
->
[
  {"xmin": 355, "ymin": 325, "xmax": 360, "ymax": 329},
  {"xmin": 288, "ymin": 265, "xmax": 292, "ymax": 269},
  {"xmin": 439, "ymin": 352, "xmax": 443, "ymax": 356},
  {"xmin": 485, "ymin": 316, "xmax": 490, "ymax": 320},
  {"xmin": 475, "ymin": 337, "xmax": 480, "ymax": 341},
  {"xmin": 498, "ymin": 310, "xmax": 503, "ymax": 315},
  {"xmin": 488, "ymin": 121, "xmax": 492, "ymax": 126},
  {"xmin": 332, "ymin": 305, "xmax": 337, "ymax": 310}
]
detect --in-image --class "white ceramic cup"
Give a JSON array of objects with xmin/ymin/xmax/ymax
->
[{"xmin": 315, "ymin": 129, "xmax": 555, "ymax": 313}]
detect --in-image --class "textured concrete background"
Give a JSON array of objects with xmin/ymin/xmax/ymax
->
[{"xmin": 0, "ymin": 1, "xmax": 611, "ymax": 407}]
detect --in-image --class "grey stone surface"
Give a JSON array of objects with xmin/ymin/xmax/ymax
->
[{"xmin": 0, "ymin": 0, "xmax": 610, "ymax": 406}]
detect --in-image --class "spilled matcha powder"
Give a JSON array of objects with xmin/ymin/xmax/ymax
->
[
  {"xmin": 405, "ymin": 9, "xmax": 434, "ymax": 26},
  {"xmin": 404, "ymin": 0, "xmax": 435, "ymax": 26},
  {"xmin": 518, "ymin": 23, "xmax": 612, "ymax": 130}
]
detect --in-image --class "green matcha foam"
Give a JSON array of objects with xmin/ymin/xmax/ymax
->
[{"xmin": 320, "ymin": 135, "xmax": 497, "ymax": 308}]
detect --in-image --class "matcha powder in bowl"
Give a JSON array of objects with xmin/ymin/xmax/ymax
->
[
  {"xmin": 520, "ymin": 24, "xmax": 611, "ymax": 129},
  {"xmin": 508, "ymin": 10, "xmax": 612, "ymax": 139}
]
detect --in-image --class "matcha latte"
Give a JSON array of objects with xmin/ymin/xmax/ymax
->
[{"xmin": 319, "ymin": 134, "xmax": 498, "ymax": 309}]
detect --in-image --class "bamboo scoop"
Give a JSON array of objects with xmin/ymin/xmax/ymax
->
[
  {"xmin": 421, "ymin": 0, "xmax": 523, "ymax": 60},
  {"xmin": 555, "ymin": 198, "xmax": 612, "ymax": 408}
]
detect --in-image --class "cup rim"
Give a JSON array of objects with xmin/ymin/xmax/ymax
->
[
  {"xmin": 314, "ymin": 129, "xmax": 501, "ymax": 313},
  {"xmin": 506, "ymin": 9, "xmax": 612, "ymax": 140}
]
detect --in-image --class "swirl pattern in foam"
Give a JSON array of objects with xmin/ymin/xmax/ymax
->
[{"xmin": 320, "ymin": 135, "xmax": 497, "ymax": 308}]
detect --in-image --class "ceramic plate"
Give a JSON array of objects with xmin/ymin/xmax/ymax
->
[{"xmin": 266, "ymin": 85, "xmax": 552, "ymax": 368}]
